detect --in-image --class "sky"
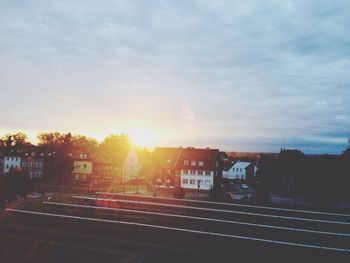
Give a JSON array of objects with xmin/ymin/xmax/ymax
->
[{"xmin": 0, "ymin": 0, "xmax": 349, "ymax": 154}]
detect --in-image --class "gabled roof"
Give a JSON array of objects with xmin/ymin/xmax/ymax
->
[
  {"xmin": 232, "ymin": 161, "xmax": 252, "ymax": 169},
  {"xmin": 152, "ymin": 147, "xmax": 181, "ymax": 169},
  {"xmin": 175, "ymin": 147, "xmax": 220, "ymax": 170},
  {"xmin": 222, "ymin": 161, "xmax": 235, "ymax": 171}
]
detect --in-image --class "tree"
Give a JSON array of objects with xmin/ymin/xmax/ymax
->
[
  {"xmin": 37, "ymin": 132, "xmax": 98, "ymax": 156},
  {"xmin": 97, "ymin": 134, "xmax": 131, "ymax": 165},
  {"xmin": 0, "ymin": 171, "xmax": 35, "ymax": 200},
  {"xmin": 0, "ymin": 132, "xmax": 32, "ymax": 151}
]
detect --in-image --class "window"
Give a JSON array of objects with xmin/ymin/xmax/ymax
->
[
  {"xmin": 197, "ymin": 180, "xmax": 203, "ymax": 185},
  {"xmin": 31, "ymin": 162, "xmax": 34, "ymax": 167},
  {"xmin": 83, "ymin": 164, "xmax": 87, "ymax": 169},
  {"xmin": 182, "ymin": 179, "xmax": 188, "ymax": 184},
  {"xmin": 22, "ymin": 163, "xmax": 26, "ymax": 167},
  {"xmin": 205, "ymin": 171, "xmax": 211, "ymax": 176},
  {"xmin": 191, "ymin": 160, "xmax": 196, "ymax": 166},
  {"xmin": 190, "ymin": 179, "xmax": 195, "ymax": 185},
  {"xmin": 184, "ymin": 160, "xmax": 189, "ymax": 165},
  {"xmin": 205, "ymin": 180, "xmax": 211, "ymax": 186},
  {"xmin": 198, "ymin": 161, "xmax": 204, "ymax": 166},
  {"xmin": 198, "ymin": 170, "xmax": 203, "ymax": 175},
  {"xmin": 240, "ymin": 168, "xmax": 242, "ymax": 172},
  {"xmin": 183, "ymin": 169, "xmax": 188, "ymax": 174},
  {"xmin": 36, "ymin": 163, "xmax": 40, "ymax": 167},
  {"xmin": 190, "ymin": 170, "xmax": 195, "ymax": 175}
]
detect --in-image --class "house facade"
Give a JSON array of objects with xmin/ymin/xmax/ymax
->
[
  {"xmin": 92, "ymin": 162, "xmax": 120, "ymax": 187},
  {"xmin": 122, "ymin": 149, "xmax": 141, "ymax": 182},
  {"xmin": 223, "ymin": 161, "xmax": 256, "ymax": 181},
  {"xmin": 72, "ymin": 153, "xmax": 93, "ymax": 182},
  {"xmin": 2, "ymin": 155, "xmax": 21, "ymax": 174},
  {"xmin": 151, "ymin": 147, "xmax": 181, "ymax": 188},
  {"xmin": 21, "ymin": 153, "xmax": 45, "ymax": 179},
  {"xmin": 176, "ymin": 147, "xmax": 221, "ymax": 191}
]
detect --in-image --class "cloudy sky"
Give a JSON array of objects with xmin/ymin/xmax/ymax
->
[{"xmin": 0, "ymin": 0, "xmax": 349, "ymax": 153}]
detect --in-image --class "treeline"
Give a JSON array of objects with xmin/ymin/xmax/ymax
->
[
  {"xmin": 0, "ymin": 131, "xmax": 152, "ymax": 162},
  {"xmin": 0, "ymin": 132, "xmax": 152, "ymax": 178},
  {"xmin": 0, "ymin": 132, "xmax": 153, "ymax": 202},
  {"xmin": 257, "ymin": 148, "xmax": 350, "ymax": 206}
]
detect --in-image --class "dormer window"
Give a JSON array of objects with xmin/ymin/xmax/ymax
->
[
  {"xmin": 198, "ymin": 161, "xmax": 204, "ymax": 166},
  {"xmin": 184, "ymin": 160, "xmax": 189, "ymax": 165},
  {"xmin": 191, "ymin": 161, "xmax": 196, "ymax": 166}
]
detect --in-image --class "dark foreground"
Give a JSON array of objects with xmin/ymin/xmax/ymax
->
[{"xmin": 1, "ymin": 193, "xmax": 349, "ymax": 263}]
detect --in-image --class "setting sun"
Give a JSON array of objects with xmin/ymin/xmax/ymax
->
[{"xmin": 128, "ymin": 128, "xmax": 158, "ymax": 148}]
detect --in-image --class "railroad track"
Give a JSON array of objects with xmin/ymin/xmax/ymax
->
[{"xmin": 4, "ymin": 193, "xmax": 350, "ymax": 262}]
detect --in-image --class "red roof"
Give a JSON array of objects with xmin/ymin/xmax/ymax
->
[{"xmin": 175, "ymin": 147, "xmax": 220, "ymax": 170}]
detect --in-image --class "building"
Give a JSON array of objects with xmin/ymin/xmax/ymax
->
[
  {"xmin": 72, "ymin": 153, "xmax": 93, "ymax": 182},
  {"xmin": 223, "ymin": 161, "xmax": 256, "ymax": 181},
  {"xmin": 1, "ymin": 152, "xmax": 21, "ymax": 174},
  {"xmin": 0, "ymin": 150, "xmax": 4, "ymax": 175},
  {"xmin": 92, "ymin": 162, "xmax": 120, "ymax": 187},
  {"xmin": 122, "ymin": 149, "xmax": 141, "ymax": 182},
  {"xmin": 21, "ymin": 153, "xmax": 45, "ymax": 179},
  {"xmin": 151, "ymin": 147, "xmax": 181, "ymax": 187},
  {"xmin": 176, "ymin": 147, "xmax": 221, "ymax": 191}
]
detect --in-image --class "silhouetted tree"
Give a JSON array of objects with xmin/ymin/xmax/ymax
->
[
  {"xmin": 0, "ymin": 171, "xmax": 35, "ymax": 200},
  {"xmin": 97, "ymin": 134, "xmax": 131, "ymax": 165},
  {"xmin": 0, "ymin": 132, "xmax": 33, "ymax": 152}
]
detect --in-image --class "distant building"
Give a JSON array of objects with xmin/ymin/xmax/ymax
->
[
  {"xmin": 122, "ymin": 149, "xmax": 141, "ymax": 182},
  {"xmin": 22, "ymin": 153, "xmax": 45, "ymax": 179},
  {"xmin": 223, "ymin": 161, "xmax": 256, "ymax": 181},
  {"xmin": 72, "ymin": 153, "xmax": 93, "ymax": 182},
  {"xmin": 92, "ymin": 162, "xmax": 120, "ymax": 187},
  {"xmin": 0, "ymin": 150, "xmax": 4, "ymax": 175},
  {"xmin": 0, "ymin": 151, "xmax": 21, "ymax": 174},
  {"xmin": 176, "ymin": 147, "xmax": 221, "ymax": 191},
  {"xmin": 151, "ymin": 147, "xmax": 181, "ymax": 187},
  {"xmin": 150, "ymin": 147, "xmax": 222, "ymax": 191}
]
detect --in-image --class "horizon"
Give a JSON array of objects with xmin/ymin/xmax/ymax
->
[
  {"xmin": 1, "ymin": 1, "xmax": 349, "ymax": 154},
  {"xmin": 0, "ymin": 130, "xmax": 348, "ymax": 155}
]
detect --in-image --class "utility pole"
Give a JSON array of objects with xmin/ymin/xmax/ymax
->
[
  {"xmin": 122, "ymin": 157, "xmax": 126, "ymax": 194},
  {"xmin": 197, "ymin": 181, "xmax": 200, "ymax": 198}
]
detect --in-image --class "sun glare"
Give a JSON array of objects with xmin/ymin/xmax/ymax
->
[{"xmin": 128, "ymin": 128, "xmax": 157, "ymax": 148}]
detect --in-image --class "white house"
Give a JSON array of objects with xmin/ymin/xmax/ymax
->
[
  {"xmin": 3, "ymin": 155, "xmax": 21, "ymax": 173},
  {"xmin": 123, "ymin": 149, "xmax": 141, "ymax": 182},
  {"xmin": 176, "ymin": 147, "xmax": 220, "ymax": 191},
  {"xmin": 180, "ymin": 169, "xmax": 214, "ymax": 190},
  {"xmin": 223, "ymin": 161, "xmax": 256, "ymax": 181}
]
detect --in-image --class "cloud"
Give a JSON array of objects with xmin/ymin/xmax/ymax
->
[{"xmin": 0, "ymin": 0, "xmax": 349, "ymax": 153}]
